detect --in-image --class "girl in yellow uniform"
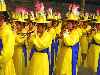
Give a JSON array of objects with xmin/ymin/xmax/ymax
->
[
  {"xmin": 13, "ymin": 20, "xmax": 27, "ymax": 75},
  {"xmin": 0, "ymin": 13, "xmax": 16, "ymax": 75},
  {"xmin": 78, "ymin": 18, "xmax": 91, "ymax": 67},
  {"xmin": 27, "ymin": 21, "xmax": 56, "ymax": 75},
  {"xmin": 27, "ymin": 2, "xmax": 57, "ymax": 75},
  {"xmin": 87, "ymin": 16, "xmax": 100, "ymax": 73},
  {"xmin": 56, "ymin": 17, "xmax": 82, "ymax": 75}
]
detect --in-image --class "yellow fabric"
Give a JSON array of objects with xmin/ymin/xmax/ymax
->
[
  {"xmin": 28, "ymin": 28, "xmax": 56, "ymax": 75},
  {"xmin": 13, "ymin": 33, "xmax": 26, "ymax": 75},
  {"xmin": 0, "ymin": 1, "xmax": 6, "ymax": 11},
  {"xmin": 28, "ymin": 53, "xmax": 49, "ymax": 75},
  {"xmin": 87, "ymin": 32, "xmax": 100, "ymax": 72},
  {"xmin": 55, "ymin": 21, "xmax": 62, "ymax": 35},
  {"xmin": 63, "ymin": 29, "xmax": 80, "ymax": 46},
  {"xmin": 56, "ymin": 28, "xmax": 81, "ymax": 75},
  {"xmin": 80, "ymin": 35, "xmax": 88, "ymax": 54},
  {"xmin": 94, "ymin": 32, "xmax": 100, "ymax": 44},
  {"xmin": 0, "ymin": 23, "xmax": 16, "ymax": 75},
  {"xmin": 30, "ymin": 29, "xmax": 55, "ymax": 50},
  {"xmin": 77, "ymin": 47, "xmax": 82, "ymax": 66},
  {"xmin": 87, "ymin": 44, "xmax": 100, "ymax": 72},
  {"xmin": 56, "ymin": 40, "xmax": 72, "ymax": 75}
]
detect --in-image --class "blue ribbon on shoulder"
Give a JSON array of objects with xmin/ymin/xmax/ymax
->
[
  {"xmin": 0, "ymin": 39, "xmax": 3, "ymax": 54},
  {"xmin": 23, "ymin": 45, "xmax": 27, "ymax": 66}
]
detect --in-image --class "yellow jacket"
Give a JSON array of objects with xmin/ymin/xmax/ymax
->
[
  {"xmin": 30, "ymin": 28, "xmax": 56, "ymax": 50},
  {"xmin": 64, "ymin": 28, "xmax": 82, "ymax": 46},
  {"xmin": 87, "ymin": 31, "xmax": 100, "ymax": 72}
]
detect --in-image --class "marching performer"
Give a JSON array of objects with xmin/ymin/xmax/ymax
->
[
  {"xmin": 87, "ymin": 15, "xmax": 100, "ymax": 74},
  {"xmin": 12, "ymin": 8, "xmax": 28, "ymax": 75},
  {"xmin": 27, "ymin": 2, "xmax": 56, "ymax": 75},
  {"xmin": 78, "ymin": 14, "xmax": 91, "ymax": 67},
  {"xmin": 56, "ymin": 6, "xmax": 82, "ymax": 75},
  {"xmin": 47, "ymin": 7, "xmax": 62, "ymax": 75},
  {"xmin": 0, "ymin": 0, "xmax": 16, "ymax": 75}
]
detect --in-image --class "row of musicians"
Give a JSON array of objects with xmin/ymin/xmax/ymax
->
[{"xmin": 0, "ymin": 19, "xmax": 100, "ymax": 75}]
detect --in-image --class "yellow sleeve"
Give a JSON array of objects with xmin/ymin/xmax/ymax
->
[
  {"xmin": 30, "ymin": 30, "xmax": 55, "ymax": 51},
  {"xmin": 29, "ymin": 34, "xmax": 44, "ymax": 50},
  {"xmin": 55, "ymin": 21, "xmax": 62, "ymax": 35},
  {"xmin": 64, "ymin": 29, "xmax": 79, "ymax": 46},
  {"xmin": 86, "ymin": 25, "xmax": 91, "ymax": 32},
  {"xmin": 81, "ymin": 28, "xmax": 87, "ymax": 34},
  {"xmin": 94, "ymin": 32, "xmax": 100, "ymax": 44},
  {"xmin": 76, "ymin": 28, "xmax": 83, "ymax": 37},
  {"xmin": 40, "ymin": 31, "xmax": 53, "ymax": 49},
  {"xmin": 0, "ymin": 27, "xmax": 15, "ymax": 64},
  {"xmin": 15, "ymin": 34, "xmax": 26, "ymax": 44},
  {"xmin": 49, "ymin": 28, "xmax": 56, "ymax": 39}
]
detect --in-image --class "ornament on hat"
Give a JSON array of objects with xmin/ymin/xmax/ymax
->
[
  {"xmin": 29, "ymin": 11, "xmax": 35, "ymax": 22},
  {"xmin": 66, "ymin": 3, "xmax": 80, "ymax": 21},
  {"xmin": 72, "ymin": 3, "xmax": 80, "ymax": 16},
  {"xmin": 0, "ymin": 0, "xmax": 6, "ymax": 11},
  {"xmin": 14, "ymin": 7, "xmax": 28, "ymax": 22},
  {"xmin": 35, "ymin": 1, "xmax": 50, "ymax": 23},
  {"xmin": 96, "ymin": 8, "xmax": 100, "ymax": 16},
  {"xmin": 47, "ymin": 7, "xmax": 53, "ymax": 19}
]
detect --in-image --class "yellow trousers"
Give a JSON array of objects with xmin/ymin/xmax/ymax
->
[
  {"xmin": 28, "ymin": 53, "xmax": 49, "ymax": 75},
  {"xmin": 87, "ymin": 44, "xmax": 100, "ymax": 72},
  {"xmin": 13, "ymin": 47, "xmax": 25, "ymax": 75},
  {"xmin": 56, "ymin": 46, "xmax": 72, "ymax": 75}
]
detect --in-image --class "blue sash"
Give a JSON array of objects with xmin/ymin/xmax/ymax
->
[
  {"xmin": 23, "ymin": 45, "xmax": 27, "ymax": 66},
  {"xmin": 29, "ymin": 47, "xmax": 50, "ymax": 74},
  {"xmin": 0, "ymin": 39, "xmax": 3, "ymax": 54},
  {"xmin": 29, "ymin": 48, "xmax": 50, "ymax": 60},
  {"xmin": 72, "ymin": 42, "xmax": 79, "ymax": 75},
  {"xmin": 51, "ymin": 38, "xmax": 59, "ymax": 74},
  {"xmin": 97, "ymin": 54, "xmax": 100, "ymax": 75}
]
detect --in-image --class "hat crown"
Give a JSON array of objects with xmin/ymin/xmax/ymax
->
[{"xmin": 67, "ymin": 12, "xmax": 79, "ymax": 21}]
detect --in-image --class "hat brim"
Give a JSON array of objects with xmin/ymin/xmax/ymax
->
[
  {"xmin": 96, "ymin": 22, "xmax": 100, "ymax": 24},
  {"xmin": 36, "ymin": 21, "xmax": 51, "ymax": 24},
  {"xmin": 66, "ymin": 19, "xmax": 78, "ymax": 22},
  {"xmin": 13, "ymin": 19, "xmax": 26, "ymax": 22},
  {"xmin": 47, "ymin": 19, "xmax": 58, "ymax": 21}
]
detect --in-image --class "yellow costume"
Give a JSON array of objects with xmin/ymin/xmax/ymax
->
[
  {"xmin": 79, "ymin": 26, "xmax": 91, "ymax": 66},
  {"xmin": 27, "ymin": 2, "xmax": 55, "ymax": 74},
  {"xmin": 12, "ymin": 9, "xmax": 28, "ymax": 75},
  {"xmin": 0, "ymin": 23, "xmax": 16, "ymax": 75},
  {"xmin": 13, "ymin": 33, "xmax": 27, "ymax": 75},
  {"xmin": 87, "ymin": 16, "xmax": 100, "ymax": 72},
  {"xmin": 87, "ymin": 31, "xmax": 100, "ymax": 72},
  {"xmin": 28, "ymin": 28, "xmax": 55, "ymax": 75},
  {"xmin": 56, "ymin": 28, "xmax": 82, "ymax": 75}
]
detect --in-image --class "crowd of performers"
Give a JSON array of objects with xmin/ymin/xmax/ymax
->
[{"xmin": 0, "ymin": 0, "xmax": 100, "ymax": 75}]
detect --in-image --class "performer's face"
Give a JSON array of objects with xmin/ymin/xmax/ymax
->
[
  {"xmin": 96, "ymin": 24, "xmax": 100, "ymax": 31},
  {"xmin": 67, "ymin": 21, "xmax": 73, "ymax": 29},
  {"xmin": 0, "ymin": 16, "xmax": 4, "ymax": 27},
  {"xmin": 15, "ymin": 22, "xmax": 22, "ymax": 32},
  {"xmin": 37, "ymin": 23, "xmax": 45, "ymax": 33}
]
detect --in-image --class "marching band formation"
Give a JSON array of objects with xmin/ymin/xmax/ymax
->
[{"xmin": 0, "ymin": 0, "xmax": 100, "ymax": 75}]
